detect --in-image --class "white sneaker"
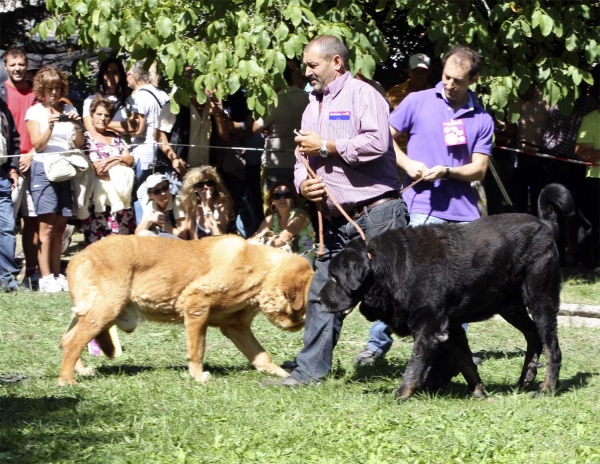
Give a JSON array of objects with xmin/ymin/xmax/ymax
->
[
  {"xmin": 39, "ymin": 275, "xmax": 62, "ymax": 293},
  {"xmin": 56, "ymin": 274, "xmax": 69, "ymax": 292}
]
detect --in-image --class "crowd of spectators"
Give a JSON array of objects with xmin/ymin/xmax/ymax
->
[{"xmin": 0, "ymin": 41, "xmax": 598, "ymax": 298}]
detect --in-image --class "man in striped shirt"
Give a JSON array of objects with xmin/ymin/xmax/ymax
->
[{"xmin": 262, "ymin": 35, "xmax": 408, "ymax": 388}]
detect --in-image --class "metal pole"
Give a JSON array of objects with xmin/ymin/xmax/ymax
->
[{"xmin": 488, "ymin": 158, "xmax": 513, "ymax": 207}]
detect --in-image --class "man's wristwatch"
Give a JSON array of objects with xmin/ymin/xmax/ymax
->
[{"xmin": 320, "ymin": 139, "xmax": 328, "ymax": 158}]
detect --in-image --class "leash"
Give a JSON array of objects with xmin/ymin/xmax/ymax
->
[{"xmin": 296, "ymin": 150, "xmax": 423, "ymax": 258}]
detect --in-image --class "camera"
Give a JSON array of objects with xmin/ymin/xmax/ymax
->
[{"xmin": 57, "ymin": 114, "xmax": 71, "ymax": 122}]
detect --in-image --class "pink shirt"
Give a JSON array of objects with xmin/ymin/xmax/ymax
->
[{"xmin": 294, "ymin": 72, "xmax": 401, "ymax": 217}]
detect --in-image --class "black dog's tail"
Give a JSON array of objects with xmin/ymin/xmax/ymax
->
[{"xmin": 537, "ymin": 183, "xmax": 575, "ymax": 239}]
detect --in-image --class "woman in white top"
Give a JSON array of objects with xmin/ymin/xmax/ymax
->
[
  {"xmin": 179, "ymin": 166, "xmax": 235, "ymax": 239},
  {"xmin": 125, "ymin": 59, "xmax": 170, "ymax": 223},
  {"xmin": 25, "ymin": 65, "xmax": 84, "ymax": 293},
  {"xmin": 82, "ymin": 57, "xmax": 139, "ymax": 137}
]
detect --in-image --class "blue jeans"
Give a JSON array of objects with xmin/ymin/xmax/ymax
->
[
  {"xmin": 0, "ymin": 177, "xmax": 19, "ymax": 290},
  {"xmin": 365, "ymin": 212, "xmax": 468, "ymax": 355},
  {"xmin": 133, "ymin": 160, "xmax": 153, "ymax": 225},
  {"xmin": 290, "ymin": 197, "xmax": 408, "ymax": 384}
]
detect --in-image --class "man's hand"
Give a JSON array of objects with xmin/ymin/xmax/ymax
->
[
  {"xmin": 294, "ymin": 130, "xmax": 323, "ymax": 157},
  {"xmin": 404, "ymin": 159, "xmax": 428, "ymax": 180},
  {"xmin": 300, "ymin": 177, "xmax": 326, "ymax": 202},
  {"xmin": 171, "ymin": 158, "xmax": 188, "ymax": 177},
  {"xmin": 422, "ymin": 165, "xmax": 448, "ymax": 182}
]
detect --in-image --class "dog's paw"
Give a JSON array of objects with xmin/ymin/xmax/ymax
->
[
  {"xmin": 194, "ymin": 371, "xmax": 211, "ymax": 383},
  {"xmin": 77, "ymin": 367, "xmax": 96, "ymax": 377},
  {"xmin": 58, "ymin": 377, "xmax": 77, "ymax": 387}
]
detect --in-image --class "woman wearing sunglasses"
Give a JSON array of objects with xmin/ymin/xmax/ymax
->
[
  {"xmin": 249, "ymin": 180, "xmax": 315, "ymax": 263},
  {"xmin": 82, "ymin": 95, "xmax": 136, "ymax": 246},
  {"xmin": 179, "ymin": 166, "xmax": 235, "ymax": 239},
  {"xmin": 135, "ymin": 173, "xmax": 187, "ymax": 237}
]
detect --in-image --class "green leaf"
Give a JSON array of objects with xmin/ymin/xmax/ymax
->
[
  {"xmin": 235, "ymin": 37, "xmax": 247, "ymax": 59},
  {"xmin": 38, "ymin": 21, "xmax": 47, "ymax": 40},
  {"xmin": 98, "ymin": 24, "xmax": 111, "ymax": 48},
  {"xmin": 274, "ymin": 52, "xmax": 286, "ymax": 73},
  {"xmin": 283, "ymin": 36, "xmax": 298, "ymax": 59},
  {"xmin": 73, "ymin": 1, "xmax": 87, "ymax": 15},
  {"xmin": 274, "ymin": 22, "xmax": 289, "ymax": 42},
  {"xmin": 92, "ymin": 9, "xmax": 101, "ymax": 27},
  {"xmin": 256, "ymin": 30, "xmax": 270, "ymax": 50},
  {"xmin": 156, "ymin": 16, "xmax": 172, "ymax": 39},
  {"xmin": 166, "ymin": 58, "xmax": 176, "ymax": 79},
  {"xmin": 214, "ymin": 52, "xmax": 227, "ymax": 74},
  {"xmin": 247, "ymin": 60, "xmax": 261, "ymax": 77},
  {"xmin": 169, "ymin": 98, "xmax": 180, "ymax": 115},
  {"xmin": 572, "ymin": 68, "xmax": 583, "ymax": 86},
  {"xmin": 239, "ymin": 60, "xmax": 249, "ymax": 79},
  {"xmin": 538, "ymin": 13, "xmax": 554, "ymax": 37},
  {"xmin": 141, "ymin": 31, "xmax": 159, "ymax": 49},
  {"xmin": 263, "ymin": 49, "xmax": 275, "ymax": 69},
  {"xmin": 358, "ymin": 54, "xmax": 376, "ymax": 79},
  {"xmin": 228, "ymin": 74, "xmax": 241, "ymax": 94},
  {"xmin": 565, "ymin": 32, "xmax": 579, "ymax": 52},
  {"xmin": 531, "ymin": 9, "xmax": 541, "ymax": 29},
  {"xmin": 290, "ymin": 6, "xmax": 302, "ymax": 27},
  {"xmin": 585, "ymin": 40, "xmax": 597, "ymax": 63},
  {"xmin": 125, "ymin": 17, "xmax": 141, "ymax": 40}
]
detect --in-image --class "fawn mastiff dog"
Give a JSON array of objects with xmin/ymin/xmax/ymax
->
[
  {"xmin": 59, "ymin": 234, "xmax": 313, "ymax": 385},
  {"xmin": 319, "ymin": 184, "xmax": 574, "ymax": 401}
]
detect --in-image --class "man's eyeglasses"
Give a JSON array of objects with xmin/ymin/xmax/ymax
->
[
  {"xmin": 194, "ymin": 180, "xmax": 215, "ymax": 189},
  {"xmin": 149, "ymin": 185, "xmax": 169, "ymax": 196},
  {"xmin": 272, "ymin": 192, "xmax": 293, "ymax": 200}
]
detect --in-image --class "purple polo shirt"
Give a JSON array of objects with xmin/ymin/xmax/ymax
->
[
  {"xmin": 389, "ymin": 81, "xmax": 494, "ymax": 222},
  {"xmin": 294, "ymin": 72, "xmax": 401, "ymax": 217}
]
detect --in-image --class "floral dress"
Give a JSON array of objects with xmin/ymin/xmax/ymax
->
[{"xmin": 82, "ymin": 133, "xmax": 136, "ymax": 247}]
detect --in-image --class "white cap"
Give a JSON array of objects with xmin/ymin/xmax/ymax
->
[
  {"xmin": 409, "ymin": 53, "xmax": 431, "ymax": 70},
  {"xmin": 145, "ymin": 173, "xmax": 169, "ymax": 190}
]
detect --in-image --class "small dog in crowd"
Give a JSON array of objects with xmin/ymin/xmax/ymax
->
[
  {"xmin": 319, "ymin": 184, "xmax": 574, "ymax": 401},
  {"xmin": 59, "ymin": 234, "xmax": 313, "ymax": 385}
]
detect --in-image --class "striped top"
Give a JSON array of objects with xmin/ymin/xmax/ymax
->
[{"xmin": 294, "ymin": 72, "xmax": 401, "ymax": 217}]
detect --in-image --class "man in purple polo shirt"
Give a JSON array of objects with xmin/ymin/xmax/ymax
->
[
  {"xmin": 262, "ymin": 35, "xmax": 408, "ymax": 388},
  {"xmin": 356, "ymin": 45, "xmax": 494, "ymax": 366}
]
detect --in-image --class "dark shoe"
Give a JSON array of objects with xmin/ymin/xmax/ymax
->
[
  {"xmin": 280, "ymin": 360, "xmax": 298, "ymax": 374},
  {"xmin": 354, "ymin": 349, "xmax": 383, "ymax": 366},
  {"xmin": 261, "ymin": 376, "xmax": 306, "ymax": 388}
]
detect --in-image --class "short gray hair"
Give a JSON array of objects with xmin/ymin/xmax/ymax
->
[
  {"xmin": 307, "ymin": 35, "xmax": 349, "ymax": 68},
  {"xmin": 130, "ymin": 59, "xmax": 158, "ymax": 84}
]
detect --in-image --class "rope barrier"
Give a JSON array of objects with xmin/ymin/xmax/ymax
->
[{"xmin": 495, "ymin": 145, "xmax": 599, "ymax": 167}]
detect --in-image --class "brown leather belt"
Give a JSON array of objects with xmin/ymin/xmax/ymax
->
[{"xmin": 349, "ymin": 191, "xmax": 399, "ymax": 220}]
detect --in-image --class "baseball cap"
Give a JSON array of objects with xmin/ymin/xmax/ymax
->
[
  {"xmin": 145, "ymin": 173, "xmax": 169, "ymax": 190},
  {"xmin": 409, "ymin": 54, "xmax": 430, "ymax": 70}
]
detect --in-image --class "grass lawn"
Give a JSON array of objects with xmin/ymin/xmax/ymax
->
[{"xmin": 1, "ymin": 291, "xmax": 600, "ymax": 463}]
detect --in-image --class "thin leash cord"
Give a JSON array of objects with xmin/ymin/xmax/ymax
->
[{"xmin": 296, "ymin": 154, "xmax": 424, "ymax": 257}]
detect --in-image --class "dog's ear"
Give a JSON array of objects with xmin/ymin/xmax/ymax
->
[
  {"xmin": 334, "ymin": 241, "xmax": 370, "ymax": 292},
  {"xmin": 282, "ymin": 259, "xmax": 313, "ymax": 311}
]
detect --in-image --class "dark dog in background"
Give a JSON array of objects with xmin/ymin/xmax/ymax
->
[{"xmin": 319, "ymin": 184, "xmax": 575, "ymax": 401}]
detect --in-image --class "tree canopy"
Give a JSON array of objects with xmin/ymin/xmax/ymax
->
[{"xmin": 37, "ymin": 0, "xmax": 600, "ymax": 120}]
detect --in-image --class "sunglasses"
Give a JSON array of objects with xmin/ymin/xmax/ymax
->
[
  {"xmin": 149, "ymin": 184, "xmax": 169, "ymax": 195},
  {"xmin": 194, "ymin": 180, "xmax": 215, "ymax": 189},
  {"xmin": 272, "ymin": 192, "xmax": 293, "ymax": 200}
]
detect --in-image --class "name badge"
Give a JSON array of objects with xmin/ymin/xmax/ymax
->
[
  {"xmin": 329, "ymin": 111, "xmax": 351, "ymax": 120},
  {"xmin": 443, "ymin": 119, "xmax": 467, "ymax": 146}
]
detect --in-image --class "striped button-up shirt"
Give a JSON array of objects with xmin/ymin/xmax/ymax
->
[{"xmin": 294, "ymin": 72, "xmax": 401, "ymax": 217}]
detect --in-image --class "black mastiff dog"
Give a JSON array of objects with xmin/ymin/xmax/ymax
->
[{"xmin": 319, "ymin": 184, "xmax": 574, "ymax": 401}]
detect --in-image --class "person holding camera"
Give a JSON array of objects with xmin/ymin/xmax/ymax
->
[
  {"xmin": 25, "ymin": 65, "xmax": 84, "ymax": 292},
  {"xmin": 135, "ymin": 173, "xmax": 186, "ymax": 238}
]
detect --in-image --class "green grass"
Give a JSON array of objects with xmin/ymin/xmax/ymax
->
[
  {"xmin": 1, "ymin": 292, "xmax": 600, "ymax": 463},
  {"xmin": 561, "ymin": 271, "xmax": 600, "ymax": 306}
]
